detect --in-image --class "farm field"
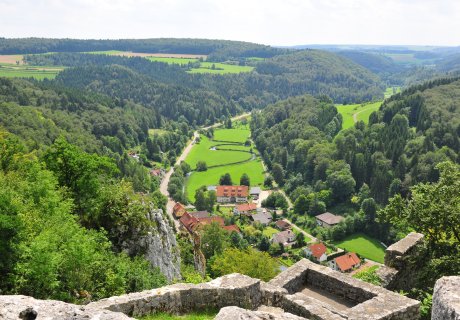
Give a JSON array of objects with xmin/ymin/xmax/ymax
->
[
  {"xmin": 333, "ymin": 233, "xmax": 385, "ymax": 263},
  {"xmin": 184, "ymin": 122, "xmax": 264, "ymax": 202},
  {"xmin": 188, "ymin": 62, "xmax": 254, "ymax": 74},
  {"xmin": 0, "ymin": 64, "xmax": 62, "ymax": 79},
  {"xmin": 336, "ymin": 101, "xmax": 382, "ymax": 130},
  {"xmin": 147, "ymin": 57, "xmax": 199, "ymax": 65}
]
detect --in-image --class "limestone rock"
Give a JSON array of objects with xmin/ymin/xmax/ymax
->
[
  {"xmin": 215, "ymin": 306, "xmax": 305, "ymax": 320},
  {"xmin": 432, "ymin": 276, "xmax": 460, "ymax": 320}
]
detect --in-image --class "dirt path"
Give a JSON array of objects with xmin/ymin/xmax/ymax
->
[{"xmin": 160, "ymin": 113, "xmax": 251, "ymax": 228}]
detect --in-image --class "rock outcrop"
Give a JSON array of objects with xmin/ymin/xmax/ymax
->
[
  {"xmin": 122, "ymin": 208, "xmax": 181, "ymax": 282},
  {"xmin": 432, "ymin": 276, "xmax": 460, "ymax": 320}
]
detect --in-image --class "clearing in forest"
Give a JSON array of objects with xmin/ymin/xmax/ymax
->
[
  {"xmin": 187, "ymin": 62, "xmax": 254, "ymax": 74},
  {"xmin": 0, "ymin": 64, "xmax": 62, "ymax": 80},
  {"xmin": 333, "ymin": 233, "xmax": 386, "ymax": 263},
  {"xmin": 336, "ymin": 101, "xmax": 381, "ymax": 130},
  {"xmin": 185, "ymin": 122, "xmax": 265, "ymax": 202}
]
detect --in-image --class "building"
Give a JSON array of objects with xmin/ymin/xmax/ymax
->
[
  {"xmin": 305, "ymin": 243, "xmax": 328, "ymax": 262},
  {"xmin": 223, "ymin": 225, "xmax": 241, "ymax": 234},
  {"xmin": 173, "ymin": 203, "xmax": 187, "ymax": 219},
  {"xmin": 149, "ymin": 168, "xmax": 165, "ymax": 178},
  {"xmin": 275, "ymin": 220, "xmax": 291, "ymax": 231},
  {"xmin": 179, "ymin": 212, "xmax": 199, "ymax": 233},
  {"xmin": 234, "ymin": 203, "xmax": 257, "ymax": 215},
  {"xmin": 207, "ymin": 185, "xmax": 217, "ymax": 192},
  {"xmin": 250, "ymin": 187, "xmax": 261, "ymax": 200},
  {"xmin": 216, "ymin": 185, "xmax": 248, "ymax": 203},
  {"xmin": 329, "ymin": 252, "xmax": 361, "ymax": 272},
  {"xmin": 189, "ymin": 211, "xmax": 210, "ymax": 219},
  {"xmin": 250, "ymin": 212, "xmax": 272, "ymax": 226},
  {"xmin": 272, "ymin": 230, "xmax": 296, "ymax": 247},
  {"xmin": 315, "ymin": 212, "xmax": 344, "ymax": 228}
]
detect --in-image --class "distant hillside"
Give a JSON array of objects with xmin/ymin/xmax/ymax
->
[
  {"xmin": 437, "ymin": 53, "xmax": 460, "ymax": 72},
  {"xmin": 337, "ymin": 51, "xmax": 401, "ymax": 74},
  {"xmin": 0, "ymin": 37, "xmax": 285, "ymax": 61}
]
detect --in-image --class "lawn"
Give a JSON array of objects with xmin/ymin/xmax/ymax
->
[
  {"xmin": 336, "ymin": 101, "xmax": 382, "ymax": 130},
  {"xmin": 213, "ymin": 128, "xmax": 251, "ymax": 142},
  {"xmin": 139, "ymin": 310, "xmax": 217, "ymax": 320},
  {"xmin": 188, "ymin": 62, "xmax": 254, "ymax": 74},
  {"xmin": 147, "ymin": 57, "xmax": 199, "ymax": 65},
  {"xmin": 0, "ymin": 65, "xmax": 62, "ymax": 79},
  {"xmin": 333, "ymin": 233, "xmax": 385, "ymax": 263},
  {"xmin": 262, "ymin": 226, "xmax": 279, "ymax": 238},
  {"xmin": 384, "ymin": 86, "xmax": 401, "ymax": 99}
]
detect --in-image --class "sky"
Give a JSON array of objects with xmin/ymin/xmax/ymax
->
[{"xmin": 0, "ymin": 0, "xmax": 459, "ymax": 46}]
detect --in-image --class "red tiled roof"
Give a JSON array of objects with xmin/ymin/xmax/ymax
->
[
  {"xmin": 173, "ymin": 202, "xmax": 185, "ymax": 213},
  {"xmin": 236, "ymin": 203, "xmax": 257, "ymax": 212},
  {"xmin": 173, "ymin": 202, "xmax": 187, "ymax": 218},
  {"xmin": 179, "ymin": 212, "xmax": 199, "ymax": 233},
  {"xmin": 275, "ymin": 220, "xmax": 291, "ymax": 229},
  {"xmin": 197, "ymin": 216, "xmax": 225, "ymax": 227},
  {"xmin": 335, "ymin": 253, "xmax": 361, "ymax": 272},
  {"xmin": 216, "ymin": 185, "xmax": 248, "ymax": 197},
  {"xmin": 223, "ymin": 225, "xmax": 241, "ymax": 233},
  {"xmin": 316, "ymin": 212, "xmax": 344, "ymax": 225},
  {"xmin": 309, "ymin": 243, "xmax": 327, "ymax": 259}
]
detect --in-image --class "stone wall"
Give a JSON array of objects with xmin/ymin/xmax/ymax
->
[{"xmin": 431, "ymin": 276, "xmax": 460, "ymax": 320}]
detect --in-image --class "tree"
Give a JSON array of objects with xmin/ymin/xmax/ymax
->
[
  {"xmin": 326, "ymin": 167, "xmax": 356, "ymax": 201},
  {"xmin": 272, "ymin": 163, "xmax": 285, "ymax": 185},
  {"xmin": 225, "ymin": 118, "xmax": 232, "ymax": 129},
  {"xmin": 264, "ymin": 175, "xmax": 274, "ymax": 188},
  {"xmin": 219, "ymin": 173, "xmax": 233, "ymax": 185},
  {"xmin": 210, "ymin": 248, "xmax": 279, "ymax": 281},
  {"xmin": 195, "ymin": 188, "xmax": 207, "ymax": 211},
  {"xmin": 361, "ymin": 198, "xmax": 377, "ymax": 223},
  {"xmin": 262, "ymin": 192, "xmax": 288, "ymax": 209},
  {"xmin": 207, "ymin": 190, "xmax": 217, "ymax": 212},
  {"xmin": 196, "ymin": 161, "xmax": 207, "ymax": 172},
  {"xmin": 200, "ymin": 222, "xmax": 230, "ymax": 259},
  {"xmin": 240, "ymin": 173, "xmax": 250, "ymax": 187},
  {"xmin": 294, "ymin": 195, "xmax": 309, "ymax": 215}
]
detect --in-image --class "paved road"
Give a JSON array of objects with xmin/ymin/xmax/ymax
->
[{"xmin": 159, "ymin": 113, "xmax": 251, "ymax": 229}]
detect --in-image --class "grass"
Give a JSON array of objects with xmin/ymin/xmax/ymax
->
[
  {"xmin": 147, "ymin": 57, "xmax": 199, "ymax": 65},
  {"xmin": 336, "ymin": 101, "xmax": 382, "ymax": 130},
  {"xmin": 0, "ymin": 65, "xmax": 62, "ymax": 79},
  {"xmin": 188, "ymin": 62, "xmax": 254, "ymax": 74},
  {"xmin": 213, "ymin": 128, "xmax": 251, "ymax": 142},
  {"xmin": 263, "ymin": 226, "xmax": 279, "ymax": 238},
  {"xmin": 148, "ymin": 128, "xmax": 170, "ymax": 136},
  {"xmin": 384, "ymin": 86, "xmax": 401, "ymax": 99},
  {"xmin": 139, "ymin": 310, "xmax": 217, "ymax": 320},
  {"xmin": 333, "ymin": 233, "xmax": 386, "ymax": 263}
]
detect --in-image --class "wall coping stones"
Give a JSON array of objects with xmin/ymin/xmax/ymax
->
[{"xmin": 432, "ymin": 276, "xmax": 460, "ymax": 320}]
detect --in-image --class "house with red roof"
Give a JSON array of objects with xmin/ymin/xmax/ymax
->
[
  {"xmin": 179, "ymin": 212, "xmax": 240, "ymax": 235},
  {"xmin": 179, "ymin": 212, "xmax": 200, "ymax": 233},
  {"xmin": 275, "ymin": 220, "xmax": 291, "ymax": 231},
  {"xmin": 216, "ymin": 185, "xmax": 248, "ymax": 203},
  {"xmin": 329, "ymin": 252, "xmax": 361, "ymax": 272},
  {"xmin": 305, "ymin": 243, "xmax": 328, "ymax": 262},
  {"xmin": 233, "ymin": 203, "xmax": 257, "ymax": 215},
  {"xmin": 173, "ymin": 203, "xmax": 187, "ymax": 219},
  {"xmin": 223, "ymin": 225, "xmax": 241, "ymax": 234}
]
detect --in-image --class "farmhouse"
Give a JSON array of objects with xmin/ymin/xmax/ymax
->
[
  {"xmin": 275, "ymin": 220, "xmax": 291, "ymax": 231},
  {"xmin": 216, "ymin": 185, "xmax": 248, "ymax": 203},
  {"xmin": 272, "ymin": 230, "xmax": 296, "ymax": 247},
  {"xmin": 315, "ymin": 212, "xmax": 344, "ymax": 228},
  {"xmin": 250, "ymin": 212, "xmax": 272, "ymax": 226},
  {"xmin": 250, "ymin": 186, "xmax": 261, "ymax": 200},
  {"xmin": 233, "ymin": 203, "xmax": 257, "ymax": 215},
  {"xmin": 179, "ymin": 212, "xmax": 240, "ymax": 235},
  {"xmin": 305, "ymin": 243, "xmax": 328, "ymax": 262},
  {"xmin": 172, "ymin": 203, "xmax": 187, "ymax": 219},
  {"xmin": 329, "ymin": 252, "xmax": 361, "ymax": 272}
]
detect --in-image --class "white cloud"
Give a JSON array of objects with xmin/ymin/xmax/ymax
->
[{"xmin": 0, "ymin": 0, "xmax": 459, "ymax": 46}]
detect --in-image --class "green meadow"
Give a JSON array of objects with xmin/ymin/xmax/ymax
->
[
  {"xmin": 188, "ymin": 62, "xmax": 254, "ymax": 74},
  {"xmin": 185, "ymin": 122, "xmax": 264, "ymax": 202},
  {"xmin": 384, "ymin": 86, "xmax": 401, "ymax": 99},
  {"xmin": 147, "ymin": 57, "xmax": 199, "ymax": 65},
  {"xmin": 333, "ymin": 233, "xmax": 386, "ymax": 263},
  {"xmin": 336, "ymin": 101, "xmax": 382, "ymax": 130},
  {"xmin": 0, "ymin": 65, "xmax": 62, "ymax": 80}
]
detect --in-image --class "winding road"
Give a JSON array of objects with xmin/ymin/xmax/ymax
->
[{"xmin": 159, "ymin": 113, "xmax": 251, "ymax": 228}]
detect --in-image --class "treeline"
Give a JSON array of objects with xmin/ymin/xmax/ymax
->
[
  {"xmin": 27, "ymin": 50, "xmax": 385, "ymax": 105},
  {"xmin": 0, "ymin": 37, "xmax": 284, "ymax": 60},
  {"xmin": 0, "ymin": 133, "xmax": 167, "ymax": 302},
  {"xmin": 252, "ymin": 78, "xmax": 460, "ymax": 243}
]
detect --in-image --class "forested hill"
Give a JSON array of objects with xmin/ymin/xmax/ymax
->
[
  {"xmin": 336, "ymin": 50, "xmax": 401, "ymax": 75},
  {"xmin": 26, "ymin": 49, "xmax": 385, "ymax": 105},
  {"xmin": 252, "ymin": 77, "xmax": 460, "ymax": 240},
  {"xmin": 0, "ymin": 38, "xmax": 285, "ymax": 60}
]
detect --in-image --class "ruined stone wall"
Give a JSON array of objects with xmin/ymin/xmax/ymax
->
[{"xmin": 431, "ymin": 276, "xmax": 460, "ymax": 320}]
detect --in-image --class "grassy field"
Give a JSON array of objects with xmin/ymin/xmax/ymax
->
[
  {"xmin": 185, "ymin": 123, "xmax": 264, "ymax": 202},
  {"xmin": 336, "ymin": 101, "xmax": 382, "ymax": 130},
  {"xmin": 263, "ymin": 226, "xmax": 279, "ymax": 238},
  {"xmin": 333, "ymin": 233, "xmax": 385, "ymax": 263},
  {"xmin": 140, "ymin": 310, "xmax": 217, "ymax": 320},
  {"xmin": 384, "ymin": 86, "xmax": 401, "ymax": 99},
  {"xmin": 0, "ymin": 65, "xmax": 62, "ymax": 79},
  {"xmin": 147, "ymin": 57, "xmax": 199, "ymax": 65},
  {"xmin": 188, "ymin": 62, "xmax": 254, "ymax": 74}
]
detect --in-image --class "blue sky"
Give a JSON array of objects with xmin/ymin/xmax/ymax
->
[{"xmin": 0, "ymin": 0, "xmax": 459, "ymax": 46}]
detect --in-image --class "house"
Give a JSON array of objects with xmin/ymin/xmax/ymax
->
[
  {"xmin": 234, "ymin": 203, "xmax": 257, "ymax": 215},
  {"xmin": 128, "ymin": 151, "xmax": 140, "ymax": 161},
  {"xmin": 197, "ymin": 216, "xmax": 225, "ymax": 228},
  {"xmin": 275, "ymin": 220, "xmax": 291, "ymax": 231},
  {"xmin": 189, "ymin": 211, "xmax": 210, "ymax": 219},
  {"xmin": 250, "ymin": 212, "xmax": 272, "ymax": 226},
  {"xmin": 173, "ymin": 203, "xmax": 187, "ymax": 219},
  {"xmin": 272, "ymin": 230, "xmax": 296, "ymax": 247},
  {"xmin": 179, "ymin": 212, "xmax": 200, "ymax": 233},
  {"xmin": 250, "ymin": 187, "xmax": 261, "ymax": 200},
  {"xmin": 329, "ymin": 253, "xmax": 361, "ymax": 272},
  {"xmin": 305, "ymin": 243, "xmax": 328, "ymax": 262},
  {"xmin": 149, "ymin": 168, "xmax": 166, "ymax": 178},
  {"xmin": 315, "ymin": 212, "xmax": 344, "ymax": 228},
  {"xmin": 216, "ymin": 185, "xmax": 248, "ymax": 203},
  {"xmin": 223, "ymin": 225, "xmax": 241, "ymax": 234}
]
